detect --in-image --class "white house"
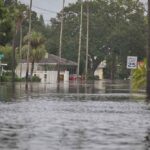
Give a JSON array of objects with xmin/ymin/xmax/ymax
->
[
  {"xmin": 94, "ymin": 60, "xmax": 106, "ymax": 79},
  {"xmin": 15, "ymin": 54, "xmax": 77, "ymax": 83},
  {"xmin": 0, "ymin": 63, "xmax": 7, "ymax": 76}
]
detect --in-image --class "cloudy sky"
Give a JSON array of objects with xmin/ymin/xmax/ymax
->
[
  {"xmin": 19, "ymin": 0, "xmax": 77, "ymax": 23},
  {"xmin": 19, "ymin": 0, "xmax": 147, "ymax": 24}
]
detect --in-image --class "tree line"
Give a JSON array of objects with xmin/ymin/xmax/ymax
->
[{"xmin": 0, "ymin": 0, "xmax": 147, "ymax": 80}]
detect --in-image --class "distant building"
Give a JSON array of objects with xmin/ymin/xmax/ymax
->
[
  {"xmin": 0, "ymin": 63, "xmax": 7, "ymax": 76},
  {"xmin": 94, "ymin": 60, "xmax": 106, "ymax": 79},
  {"xmin": 15, "ymin": 54, "xmax": 77, "ymax": 83}
]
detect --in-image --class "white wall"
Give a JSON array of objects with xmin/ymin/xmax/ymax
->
[
  {"xmin": 16, "ymin": 63, "xmax": 70, "ymax": 83},
  {"xmin": 94, "ymin": 68, "xmax": 103, "ymax": 80},
  {"xmin": 15, "ymin": 63, "xmax": 32, "ymax": 78}
]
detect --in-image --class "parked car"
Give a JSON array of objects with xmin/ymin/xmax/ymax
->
[
  {"xmin": 69, "ymin": 74, "xmax": 84, "ymax": 80},
  {"xmin": 69, "ymin": 74, "xmax": 77, "ymax": 80}
]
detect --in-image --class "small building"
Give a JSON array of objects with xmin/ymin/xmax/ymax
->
[
  {"xmin": 94, "ymin": 60, "xmax": 106, "ymax": 80},
  {"xmin": 0, "ymin": 63, "xmax": 7, "ymax": 76},
  {"xmin": 15, "ymin": 54, "xmax": 77, "ymax": 83}
]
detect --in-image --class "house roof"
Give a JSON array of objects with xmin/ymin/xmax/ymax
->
[
  {"xmin": 96, "ymin": 60, "xmax": 106, "ymax": 69},
  {"xmin": 21, "ymin": 54, "xmax": 77, "ymax": 66}
]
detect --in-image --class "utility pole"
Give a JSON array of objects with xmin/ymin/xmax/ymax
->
[
  {"xmin": 59, "ymin": 0, "xmax": 65, "ymax": 59},
  {"xmin": 58, "ymin": 0, "xmax": 65, "ymax": 82},
  {"xmin": 26, "ymin": 0, "xmax": 32, "ymax": 82},
  {"xmin": 147, "ymin": 0, "xmax": 150, "ymax": 99},
  {"xmin": 12, "ymin": 28, "xmax": 17, "ymax": 82},
  {"xmin": 77, "ymin": 0, "xmax": 83, "ymax": 79},
  {"xmin": 85, "ymin": 0, "xmax": 89, "ymax": 81},
  {"xmin": 19, "ymin": 25, "xmax": 23, "ymax": 78}
]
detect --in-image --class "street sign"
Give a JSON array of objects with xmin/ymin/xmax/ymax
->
[
  {"xmin": 127, "ymin": 56, "xmax": 137, "ymax": 69},
  {"xmin": 0, "ymin": 54, "xmax": 4, "ymax": 60}
]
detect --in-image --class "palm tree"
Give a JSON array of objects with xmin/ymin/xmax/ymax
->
[
  {"xmin": 11, "ymin": 3, "xmax": 28, "ymax": 81},
  {"xmin": 132, "ymin": 60, "xmax": 146, "ymax": 91},
  {"xmin": 22, "ymin": 31, "xmax": 46, "ymax": 77}
]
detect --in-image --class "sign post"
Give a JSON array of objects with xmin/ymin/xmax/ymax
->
[{"xmin": 127, "ymin": 56, "xmax": 138, "ymax": 92}]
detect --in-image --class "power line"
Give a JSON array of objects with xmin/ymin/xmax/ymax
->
[
  {"xmin": 33, "ymin": 11, "xmax": 55, "ymax": 17},
  {"xmin": 32, "ymin": 5, "xmax": 58, "ymax": 14}
]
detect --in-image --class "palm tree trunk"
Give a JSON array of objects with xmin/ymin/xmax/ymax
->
[
  {"xmin": 26, "ymin": 0, "xmax": 32, "ymax": 82},
  {"xmin": 31, "ymin": 60, "xmax": 34, "ymax": 78},
  {"xmin": 12, "ymin": 22, "xmax": 20, "ymax": 82},
  {"xmin": 12, "ymin": 30, "xmax": 17, "ymax": 82}
]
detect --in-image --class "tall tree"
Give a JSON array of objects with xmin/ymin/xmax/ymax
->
[
  {"xmin": 22, "ymin": 31, "xmax": 46, "ymax": 77},
  {"xmin": 0, "ymin": 0, "xmax": 12, "ymax": 45},
  {"xmin": 11, "ymin": 2, "xmax": 27, "ymax": 81},
  {"xmin": 147, "ymin": 0, "xmax": 150, "ymax": 99}
]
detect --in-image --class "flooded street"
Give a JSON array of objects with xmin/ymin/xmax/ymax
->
[{"xmin": 0, "ymin": 80, "xmax": 150, "ymax": 150}]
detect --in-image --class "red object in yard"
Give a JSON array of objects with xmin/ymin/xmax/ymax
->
[
  {"xmin": 69, "ymin": 74, "xmax": 84, "ymax": 80},
  {"xmin": 69, "ymin": 74, "xmax": 77, "ymax": 80}
]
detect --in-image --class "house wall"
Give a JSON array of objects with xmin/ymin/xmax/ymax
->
[
  {"xmin": 64, "ymin": 71, "xmax": 69, "ymax": 82},
  {"xmin": 47, "ymin": 71, "xmax": 58, "ymax": 83},
  {"xmin": 16, "ymin": 63, "xmax": 40, "ymax": 78},
  {"xmin": 15, "ymin": 63, "xmax": 32, "ymax": 78},
  {"xmin": 94, "ymin": 68, "xmax": 103, "ymax": 80},
  {"xmin": 16, "ymin": 63, "xmax": 70, "ymax": 82},
  {"xmin": 35, "ymin": 71, "xmax": 70, "ymax": 83}
]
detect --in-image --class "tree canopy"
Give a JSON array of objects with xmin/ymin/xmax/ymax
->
[
  {"xmin": 0, "ymin": 0, "xmax": 147, "ymax": 79},
  {"xmin": 22, "ymin": 31, "xmax": 46, "ymax": 76},
  {"xmin": 47, "ymin": 0, "xmax": 147, "ymax": 78}
]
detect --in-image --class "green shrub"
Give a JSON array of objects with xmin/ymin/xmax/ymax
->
[
  {"xmin": 0, "ymin": 72, "xmax": 41, "ymax": 82},
  {"xmin": 31, "ymin": 76, "xmax": 41, "ymax": 82},
  {"xmin": 0, "ymin": 73, "xmax": 12, "ymax": 82},
  {"xmin": 132, "ymin": 59, "xmax": 146, "ymax": 91},
  {"xmin": 87, "ymin": 75, "xmax": 99, "ymax": 80}
]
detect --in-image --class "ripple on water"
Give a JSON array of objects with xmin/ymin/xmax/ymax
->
[{"xmin": 0, "ymin": 95, "xmax": 149, "ymax": 150}]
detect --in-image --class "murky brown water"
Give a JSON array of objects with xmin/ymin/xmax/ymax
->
[{"xmin": 0, "ymin": 80, "xmax": 149, "ymax": 150}]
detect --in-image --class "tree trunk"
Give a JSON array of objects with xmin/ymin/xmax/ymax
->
[
  {"xmin": 85, "ymin": 0, "xmax": 89, "ymax": 80},
  {"xmin": 26, "ymin": 0, "xmax": 32, "ymax": 82},
  {"xmin": 147, "ymin": 0, "xmax": 150, "ymax": 99},
  {"xmin": 30, "ymin": 60, "xmax": 34, "ymax": 78},
  {"xmin": 77, "ymin": 0, "xmax": 83, "ymax": 78},
  {"xmin": 12, "ymin": 20, "xmax": 23, "ymax": 82},
  {"xmin": 12, "ymin": 36, "xmax": 16, "ymax": 82},
  {"xmin": 12, "ymin": 28, "xmax": 17, "ymax": 82}
]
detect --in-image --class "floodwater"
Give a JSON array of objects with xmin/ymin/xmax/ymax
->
[{"xmin": 0, "ymin": 80, "xmax": 150, "ymax": 150}]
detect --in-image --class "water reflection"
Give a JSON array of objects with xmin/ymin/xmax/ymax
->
[{"xmin": 0, "ymin": 80, "xmax": 146, "ymax": 102}]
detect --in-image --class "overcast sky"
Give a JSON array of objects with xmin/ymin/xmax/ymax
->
[
  {"xmin": 19, "ymin": 0, "xmax": 77, "ymax": 24},
  {"xmin": 19, "ymin": 0, "xmax": 147, "ymax": 24}
]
